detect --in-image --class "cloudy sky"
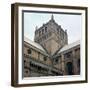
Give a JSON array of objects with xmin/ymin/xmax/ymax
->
[{"xmin": 24, "ymin": 12, "xmax": 82, "ymax": 44}]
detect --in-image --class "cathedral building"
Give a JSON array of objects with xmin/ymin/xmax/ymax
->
[{"xmin": 24, "ymin": 15, "xmax": 80, "ymax": 77}]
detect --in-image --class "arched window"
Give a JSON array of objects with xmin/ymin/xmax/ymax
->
[
  {"xmin": 54, "ymin": 58, "xmax": 59, "ymax": 64},
  {"xmin": 45, "ymin": 27, "xmax": 47, "ymax": 32},
  {"xmin": 66, "ymin": 62, "xmax": 73, "ymax": 75},
  {"xmin": 44, "ymin": 56, "xmax": 47, "ymax": 61},
  {"xmin": 39, "ymin": 30, "xmax": 41, "ymax": 36},
  {"xmin": 42, "ymin": 29, "xmax": 44, "ymax": 34},
  {"xmin": 27, "ymin": 49, "xmax": 32, "ymax": 54},
  {"xmin": 57, "ymin": 28, "xmax": 59, "ymax": 33}
]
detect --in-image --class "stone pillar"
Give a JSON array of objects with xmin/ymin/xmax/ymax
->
[
  {"xmin": 48, "ymin": 57, "xmax": 53, "ymax": 75},
  {"xmin": 72, "ymin": 50, "xmax": 78, "ymax": 75},
  {"xmin": 38, "ymin": 52, "xmax": 40, "ymax": 61},
  {"xmin": 48, "ymin": 67, "xmax": 52, "ymax": 76},
  {"xmin": 61, "ymin": 54, "xmax": 66, "ymax": 75}
]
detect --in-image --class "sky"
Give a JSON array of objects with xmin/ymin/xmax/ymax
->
[{"xmin": 24, "ymin": 12, "xmax": 82, "ymax": 44}]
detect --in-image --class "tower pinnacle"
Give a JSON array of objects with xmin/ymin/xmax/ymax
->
[
  {"xmin": 51, "ymin": 14, "xmax": 54, "ymax": 20},
  {"xmin": 35, "ymin": 26, "xmax": 38, "ymax": 30}
]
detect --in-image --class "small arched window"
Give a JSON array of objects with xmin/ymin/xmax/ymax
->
[
  {"xmin": 45, "ymin": 27, "xmax": 47, "ymax": 32},
  {"xmin": 27, "ymin": 49, "xmax": 32, "ymax": 54},
  {"xmin": 44, "ymin": 56, "xmax": 47, "ymax": 61},
  {"xmin": 42, "ymin": 29, "xmax": 44, "ymax": 34},
  {"xmin": 55, "ymin": 58, "xmax": 59, "ymax": 64}
]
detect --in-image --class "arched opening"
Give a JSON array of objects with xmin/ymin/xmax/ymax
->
[{"xmin": 66, "ymin": 62, "xmax": 73, "ymax": 75}]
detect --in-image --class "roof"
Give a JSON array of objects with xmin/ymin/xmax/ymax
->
[
  {"xmin": 35, "ymin": 15, "xmax": 62, "ymax": 32},
  {"xmin": 58, "ymin": 40, "xmax": 80, "ymax": 54},
  {"xmin": 24, "ymin": 36, "xmax": 47, "ymax": 53}
]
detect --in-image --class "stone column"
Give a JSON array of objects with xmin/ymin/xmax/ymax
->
[
  {"xmin": 48, "ymin": 57, "xmax": 53, "ymax": 76},
  {"xmin": 48, "ymin": 67, "xmax": 52, "ymax": 76},
  {"xmin": 72, "ymin": 50, "xmax": 78, "ymax": 75},
  {"xmin": 38, "ymin": 52, "xmax": 40, "ymax": 61},
  {"xmin": 61, "ymin": 54, "xmax": 66, "ymax": 75}
]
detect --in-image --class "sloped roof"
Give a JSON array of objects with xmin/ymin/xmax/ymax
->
[
  {"xmin": 58, "ymin": 40, "xmax": 80, "ymax": 54},
  {"xmin": 24, "ymin": 36, "xmax": 47, "ymax": 53}
]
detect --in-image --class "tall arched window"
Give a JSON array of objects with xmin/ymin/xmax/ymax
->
[{"xmin": 66, "ymin": 62, "xmax": 73, "ymax": 75}]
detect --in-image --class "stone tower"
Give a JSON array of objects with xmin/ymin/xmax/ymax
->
[{"xmin": 34, "ymin": 15, "xmax": 68, "ymax": 55}]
